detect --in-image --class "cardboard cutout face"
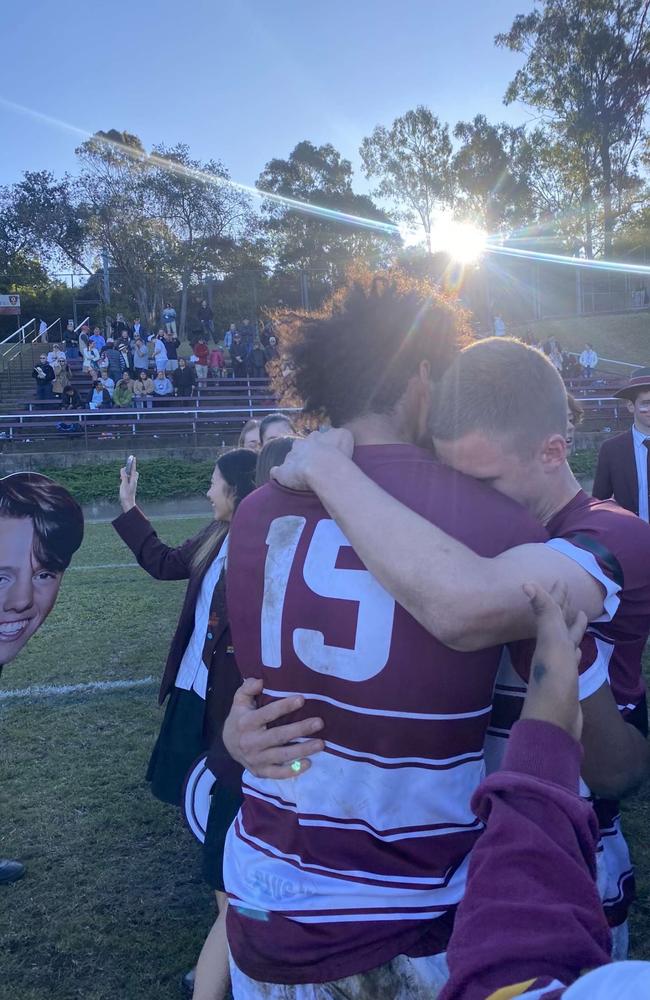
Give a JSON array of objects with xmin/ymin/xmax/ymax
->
[{"xmin": 0, "ymin": 474, "xmax": 83, "ymax": 668}]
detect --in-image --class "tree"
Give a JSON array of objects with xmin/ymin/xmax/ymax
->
[
  {"xmin": 5, "ymin": 170, "xmax": 93, "ymax": 276},
  {"xmin": 360, "ymin": 107, "xmax": 455, "ymax": 252},
  {"xmin": 258, "ymin": 141, "xmax": 396, "ymax": 308},
  {"xmin": 452, "ymin": 115, "xmax": 535, "ymax": 233},
  {"xmin": 497, "ymin": 0, "xmax": 650, "ymax": 255},
  {"xmin": 148, "ymin": 144, "xmax": 254, "ymax": 335}
]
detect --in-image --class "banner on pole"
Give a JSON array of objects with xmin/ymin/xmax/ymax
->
[{"xmin": 0, "ymin": 294, "xmax": 20, "ymax": 315}]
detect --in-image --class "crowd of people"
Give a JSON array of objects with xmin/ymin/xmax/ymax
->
[
  {"xmin": 33, "ymin": 313, "xmax": 280, "ymax": 410},
  {"xmin": 7, "ymin": 276, "xmax": 650, "ymax": 999}
]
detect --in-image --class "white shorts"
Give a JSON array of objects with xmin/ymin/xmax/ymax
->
[{"xmin": 229, "ymin": 950, "xmax": 449, "ymax": 1000}]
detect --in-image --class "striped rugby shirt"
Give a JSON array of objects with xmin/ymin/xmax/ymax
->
[
  {"xmin": 485, "ymin": 491, "xmax": 650, "ymax": 930},
  {"xmin": 224, "ymin": 444, "xmax": 545, "ymax": 985}
]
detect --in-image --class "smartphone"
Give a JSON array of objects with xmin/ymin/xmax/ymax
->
[{"xmin": 125, "ymin": 455, "xmax": 135, "ymax": 480}]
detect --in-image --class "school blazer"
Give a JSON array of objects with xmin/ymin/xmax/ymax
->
[
  {"xmin": 592, "ymin": 430, "xmax": 640, "ymax": 515},
  {"xmin": 112, "ymin": 506, "xmax": 230, "ymax": 703}
]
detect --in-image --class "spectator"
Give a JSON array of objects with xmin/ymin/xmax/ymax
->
[
  {"xmin": 264, "ymin": 334, "xmax": 279, "ymax": 369},
  {"xmin": 163, "ymin": 330, "xmax": 180, "ymax": 373},
  {"xmin": 593, "ymin": 367, "xmax": 650, "ymax": 521},
  {"xmin": 87, "ymin": 379, "xmax": 111, "ymax": 410},
  {"xmin": 153, "ymin": 370, "xmax": 174, "ymax": 397},
  {"xmin": 224, "ymin": 322, "xmax": 236, "ymax": 350},
  {"xmin": 208, "ymin": 344, "xmax": 225, "ymax": 378},
  {"xmin": 47, "ymin": 344, "xmax": 66, "ymax": 367},
  {"xmin": 103, "ymin": 340, "xmax": 122, "ymax": 384},
  {"xmin": 173, "ymin": 357, "xmax": 197, "ymax": 397},
  {"xmin": 113, "ymin": 313, "xmax": 128, "ymax": 336},
  {"xmin": 248, "ymin": 340, "xmax": 267, "ymax": 378},
  {"xmin": 63, "ymin": 321, "xmax": 78, "ymax": 359},
  {"xmin": 162, "ymin": 302, "xmax": 177, "ymax": 335},
  {"xmin": 133, "ymin": 370, "xmax": 155, "ymax": 409},
  {"xmin": 60, "ymin": 385, "xmax": 82, "ymax": 410},
  {"xmin": 239, "ymin": 318, "xmax": 254, "ymax": 348},
  {"xmin": 113, "ymin": 375, "xmax": 134, "ymax": 408},
  {"xmin": 31, "ymin": 354, "xmax": 55, "ymax": 400},
  {"xmin": 230, "ymin": 332, "xmax": 247, "ymax": 379},
  {"xmin": 260, "ymin": 321, "xmax": 274, "ymax": 349},
  {"xmin": 199, "ymin": 299, "xmax": 215, "ymax": 337},
  {"xmin": 259, "ymin": 411, "xmax": 296, "ymax": 445},
  {"xmin": 579, "ymin": 343, "xmax": 598, "ymax": 379},
  {"xmin": 117, "ymin": 328, "xmax": 133, "ymax": 352},
  {"xmin": 89, "ymin": 326, "xmax": 106, "ymax": 351},
  {"xmin": 150, "ymin": 329, "xmax": 168, "ymax": 371},
  {"xmin": 51, "ymin": 360, "xmax": 70, "ymax": 398},
  {"xmin": 132, "ymin": 316, "xmax": 143, "ymax": 339},
  {"xmin": 493, "ymin": 313, "xmax": 506, "ymax": 336},
  {"xmin": 99, "ymin": 373, "xmax": 115, "ymax": 399},
  {"xmin": 81, "ymin": 341, "xmax": 100, "ymax": 374},
  {"xmin": 132, "ymin": 336, "xmax": 149, "ymax": 375},
  {"xmin": 254, "ymin": 436, "xmax": 294, "ymax": 487},
  {"xmin": 118, "ymin": 343, "xmax": 131, "ymax": 377},
  {"xmin": 238, "ymin": 418, "xmax": 261, "ymax": 451},
  {"xmin": 194, "ymin": 336, "xmax": 209, "ymax": 382}
]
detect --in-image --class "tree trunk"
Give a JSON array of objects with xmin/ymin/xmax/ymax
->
[
  {"xmin": 600, "ymin": 139, "xmax": 614, "ymax": 258},
  {"xmin": 179, "ymin": 275, "xmax": 190, "ymax": 339}
]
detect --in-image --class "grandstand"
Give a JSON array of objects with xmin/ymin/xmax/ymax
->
[
  {"xmin": 0, "ymin": 318, "xmax": 642, "ymax": 454},
  {"xmin": 0, "ymin": 328, "xmax": 297, "ymax": 453}
]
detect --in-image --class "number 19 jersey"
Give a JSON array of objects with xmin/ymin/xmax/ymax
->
[{"xmin": 224, "ymin": 444, "xmax": 545, "ymax": 986}]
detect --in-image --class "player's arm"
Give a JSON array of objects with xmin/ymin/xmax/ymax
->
[
  {"xmin": 580, "ymin": 683, "xmax": 649, "ymax": 799},
  {"xmin": 272, "ymin": 432, "xmax": 605, "ymax": 650}
]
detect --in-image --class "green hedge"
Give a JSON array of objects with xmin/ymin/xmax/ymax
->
[
  {"xmin": 568, "ymin": 448, "xmax": 597, "ymax": 478},
  {"xmin": 36, "ymin": 448, "xmax": 598, "ymax": 505},
  {"xmin": 37, "ymin": 458, "xmax": 215, "ymax": 504}
]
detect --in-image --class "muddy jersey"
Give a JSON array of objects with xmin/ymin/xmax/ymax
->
[
  {"xmin": 224, "ymin": 444, "xmax": 545, "ymax": 985},
  {"xmin": 486, "ymin": 491, "xmax": 650, "ymax": 930}
]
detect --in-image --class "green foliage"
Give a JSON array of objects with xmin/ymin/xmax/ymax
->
[
  {"xmin": 360, "ymin": 107, "xmax": 454, "ymax": 251},
  {"xmin": 36, "ymin": 458, "xmax": 215, "ymax": 504},
  {"xmin": 496, "ymin": 0, "xmax": 650, "ymax": 255},
  {"xmin": 568, "ymin": 447, "xmax": 598, "ymax": 478}
]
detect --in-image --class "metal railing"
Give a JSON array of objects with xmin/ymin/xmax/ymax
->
[{"xmin": 0, "ymin": 405, "xmax": 301, "ymax": 451}]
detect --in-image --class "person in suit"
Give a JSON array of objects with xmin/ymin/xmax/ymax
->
[{"xmin": 593, "ymin": 368, "xmax": 650, "ymax": 522}]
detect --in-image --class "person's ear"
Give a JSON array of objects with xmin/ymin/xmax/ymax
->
[
  {"xmin": 541, "ymin": 433, "xmax": 567, "ymax": 469},
  {"xmin": 626, "ymin": 399, "xmax": 635, "ymax": 416}
]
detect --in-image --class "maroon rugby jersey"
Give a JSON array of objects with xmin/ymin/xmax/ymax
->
[
  {"xmin": 486, "ymin": 490, "xmax": 650, "ymax": 930},
  {"xmin": 224, "ymin": 444, "xmax": 545, "ymax": 985}
]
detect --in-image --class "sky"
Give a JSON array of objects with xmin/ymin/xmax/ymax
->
[{"xmin": 1, "ymin": 0, "xmax": 536, "ymax": 198}]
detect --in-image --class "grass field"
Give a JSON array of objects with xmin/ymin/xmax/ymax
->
[
  {"xmin": 1, "ymin": 511, "xmax": 649, "ymax": 1000},
  {"xmin": 526, "ymin": 310, "xmax": 650, "ymax": 366}
]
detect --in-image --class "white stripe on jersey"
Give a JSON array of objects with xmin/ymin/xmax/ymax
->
[
  {"xmin": 224, "ymin": 818, "xmax": 471, "ymax": 915},
  {"xmin": 545, "ymin": 537, "xmax": 621, "ymax": 622},
  {"xmin": 263, "ymin": 687, "xmax": 493, "ymax": 722},
  {"xmin": 243, "ymin": 749, "xmax": 483, "ymax": 833},
  {"xmin": 241, "ymin": 782, "xmax": 481, "ymax": 842}
]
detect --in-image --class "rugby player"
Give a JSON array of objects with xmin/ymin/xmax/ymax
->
[
  {"xmin": 271, "ymin": 336, "xmax": 650, "ymax": 957},
  {"xmin": 221, "ymin": 280, "xmax": 589, "ymax": 999}
]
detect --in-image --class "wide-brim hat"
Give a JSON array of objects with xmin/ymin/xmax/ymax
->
[{"xmin": 613, "ymin": 367, "xmax": 650, "ymax": 400}]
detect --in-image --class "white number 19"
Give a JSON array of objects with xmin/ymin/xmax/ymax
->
[{"xmin": 260, "ymin": 515, "xmax": 395, "ymax": 682}]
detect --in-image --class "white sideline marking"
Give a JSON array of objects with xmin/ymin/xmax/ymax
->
[
  {"xmin": 0, "ymin": 676, "xmax": 156, "ymax": 701},
  {"xmin": 70, "ymin": 562, "xmax": 138, "ymax": 570}
]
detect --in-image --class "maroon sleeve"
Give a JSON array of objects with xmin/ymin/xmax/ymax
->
[
  {"xmin": 112, "ymin": 506, "xmax": 195, "ymax": 581},
  {"xmin": 439, "ymin": 720, "xmax": 612, "ymax": 1000}
]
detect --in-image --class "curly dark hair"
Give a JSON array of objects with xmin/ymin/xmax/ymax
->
[
  {"xmin": 0, "ymin": 472, "xmax": 84, "ymax": 571},
  {"xmin": 276, "ymin": 273, "xmax": 470, "ymax": 426}
]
